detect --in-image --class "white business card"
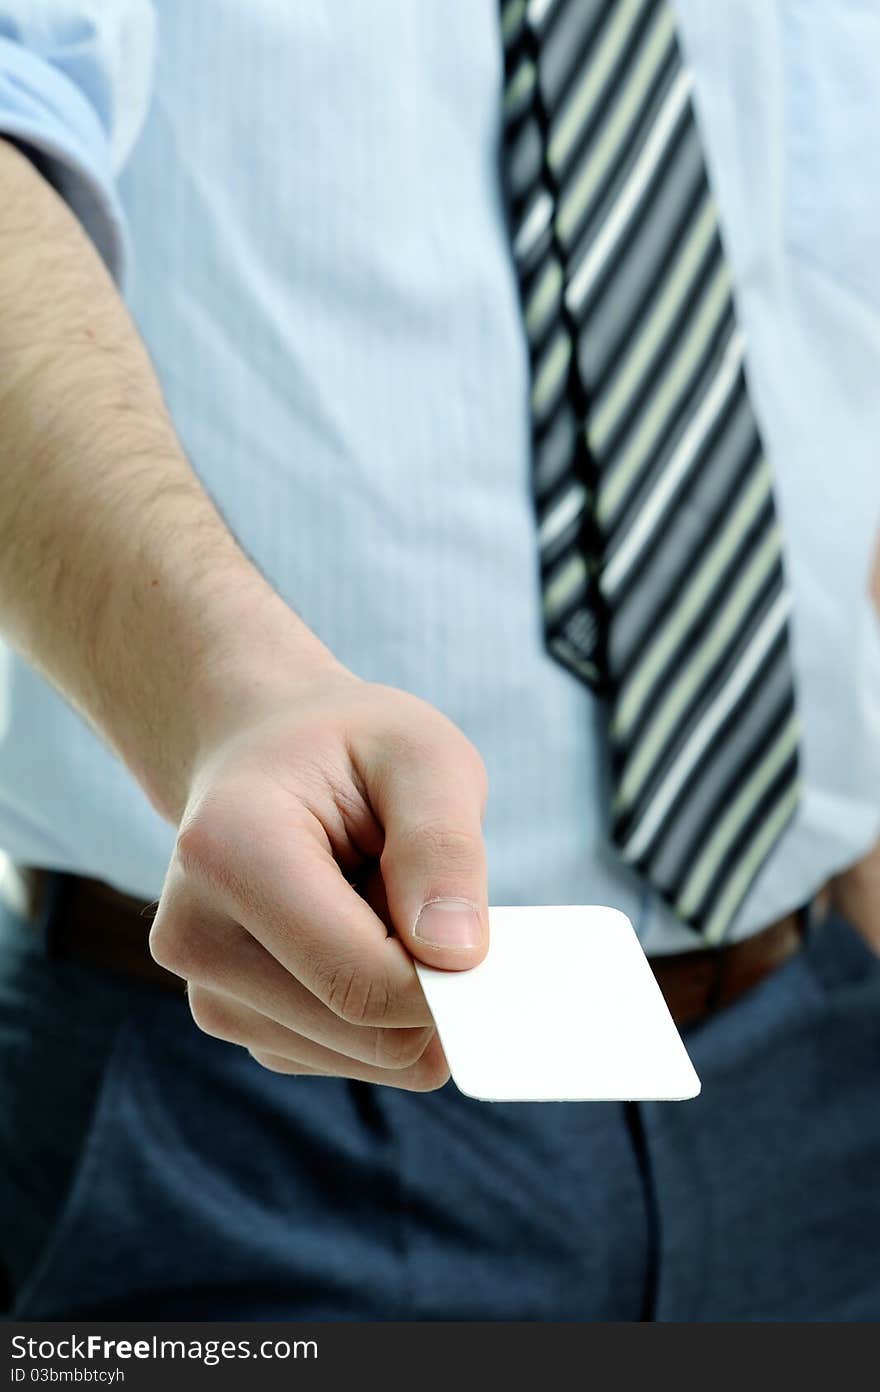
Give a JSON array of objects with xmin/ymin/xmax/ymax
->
[{"xmin": 415, "ymin": 905, "xmax": 701, "ymax": 1102}]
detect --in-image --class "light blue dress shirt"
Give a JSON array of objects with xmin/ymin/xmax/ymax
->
[{"xmin": 0, "ymin": 1, "xmax": 877, "ymax": 951}]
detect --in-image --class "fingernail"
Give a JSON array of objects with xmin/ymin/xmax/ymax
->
[{"xmin": 413, "ymin": 898, "xmax": 483, "ymax": 950}]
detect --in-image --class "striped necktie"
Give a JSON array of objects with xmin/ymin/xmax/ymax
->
[{"xmin": 501, "ymin": 0, "xmax": 802, "ymax": 941}]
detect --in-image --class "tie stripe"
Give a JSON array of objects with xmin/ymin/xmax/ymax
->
[
  {"xmin": 546, "ymin": 0, "xmax": 657, "ymax": 175},
  {"xmin": 502, "ymin": 0, "xmax": 527, "ymax": 43},
  {"xmin": 617, "ymin": 471, "xmax": 772, "ymax": 743},
  {"xmin": 613, "ymin": 530, "xmax": 785, "ymax": 805},
  {"xmin": 588, "ymin": 196, "xmax": 721, "ymax": 442},
  {"xmin": 553, "ymin": 13, "xmax": 677, "ymax": 249},
  {"xmin": 600, "ymin": 331, "xmax": 746, "ymax": 597},
  {"xmin": 538, "ymin": 481, "xmax": 590, "ymax": 562},
  {"xmin": 677, "ymin": 711, "xmax": 800, "ymax": 920},
  {"xmin": 608, "ymin": 403, "xmax": 763, "ymax": 694},
  {"xmin": 596, "ymin": 282, "xmax": 735, "ymax": 526},
  {"xmin": 702, "ymin": 783, "xmax": 800, "ymax": 943},
  {"xmin": 643, "ymin": 650, "xmax": 796, "ymax": 892},
  {"xmin": 525, "ymin": 256, "xmax": 564, "ymax": 337},
  {"xmin": 502, "ymin": 0, "xmax": 802, "ymax": 938},
  {"xmin": 565, "ymin": 66, "xmax": 695, "ymax": 316}
]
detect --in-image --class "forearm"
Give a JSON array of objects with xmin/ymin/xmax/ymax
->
[{"xmin": 0, "ymin": 140, "xmax": 338, "ymax": 822}]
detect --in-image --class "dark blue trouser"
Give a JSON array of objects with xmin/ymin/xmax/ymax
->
[{"xmin": 2, "ymin": 881, "xmax": 879, "ymax": 1320}]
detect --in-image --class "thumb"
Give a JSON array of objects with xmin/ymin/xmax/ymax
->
[{"xmin": 372, "ymin": 731, "xmax": 490, "ymax": 971}]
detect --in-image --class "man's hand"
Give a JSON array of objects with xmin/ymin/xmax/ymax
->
[
  {"xmin": 0, "ymin": 142, "xmax": 488, "ymax": 1091},
  {"xmin": 150, "ymin": 667, "xmax": 489, "ymax": 1089}
]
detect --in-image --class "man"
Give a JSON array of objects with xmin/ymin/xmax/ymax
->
[{"xmin": 0, "ymin": 0, "xmax": 878, "ymax": 1321}]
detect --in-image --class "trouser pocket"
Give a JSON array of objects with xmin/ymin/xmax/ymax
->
[{"xmin": 0, "ymin": 902, "xmax": 153, "ymax": 1320}]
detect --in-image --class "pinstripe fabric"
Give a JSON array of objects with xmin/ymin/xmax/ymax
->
[{"xmin": 501, "ymin": 0, "xmax": 803, "ymax": 939}]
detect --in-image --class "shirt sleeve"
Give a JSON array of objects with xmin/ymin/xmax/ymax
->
[{"xmin": 0, "ymin": 2, "xmax": 156, "ymax": 288}]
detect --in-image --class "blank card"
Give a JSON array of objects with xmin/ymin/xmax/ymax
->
[{"xmin": 415, "ymin": 905, "xmax": 701, "ymax": 1102}]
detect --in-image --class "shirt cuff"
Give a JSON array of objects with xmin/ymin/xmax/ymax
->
[{"xmin": 0, "ymin": 36, "xmax": 129, "ymax": 287}]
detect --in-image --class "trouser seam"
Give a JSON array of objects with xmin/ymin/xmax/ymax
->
[{"xmin": 623, "ymin": 1100, "xmax": 659, "ymax": 1322}]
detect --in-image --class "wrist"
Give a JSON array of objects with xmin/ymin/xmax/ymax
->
[
  {"xmin": 192, "ymin": 589, "xmax": 349, "ymax": 759},
  {"xmin": 120, "ymin": 566, "xmax": 351, "ymax": 825}
]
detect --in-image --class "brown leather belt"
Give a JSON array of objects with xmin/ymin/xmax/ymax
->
[{"xmin": 7, "ymin": 864, "xmax": 806, "ymax": 1029}]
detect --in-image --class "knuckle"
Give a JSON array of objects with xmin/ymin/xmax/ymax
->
[
  {"xmin": 148, "ymin": 915, "xmax": 208, "ymax": 980},
  {"xmin": 431, "ymin": 719, "xmax": 490, "ymax": 800},
  {"xmin": 147, "ymin": 917, "xmax": 176, "ymax": 971},
  {"xmin": 174, "ymin": 812, "xmax": 246, "ymax": 899},
  {"xmin": 392, "ymin": 820, "xmax": 485, "ymax": 874},
  {"xmin": 374, "ymin": 1025, "xmax": 433, "ymax": 1070},
  {"xmin": 455, "ymin": 736, "xmax": 489, "ymax": 799},
  {"xmin": 323, "ymin": 960, "xmax": 390, "ymax": 1026},
  {"xmin": 376, "ymin": 710, "xmax": 485, "ymax": 786},
  {"xmin": 372, "ymin": 720, "xmax": 432, "ymax": 771},
  {"xmin": 406, "ymin": 1050, "xmax": 451, "ymax": 1093},
  {"xmin": 174, "ymin": 808, "xmax": 269, "ymax": 915},
  {"xmin": 187, "ymin": 987, "xmax": 236, "ymax": 1042},
  {"xmin": 175, "ymin": 817, "xmax": 227, "ymax": 880},
  {"xmin": 249, "ymin": 1049, "xmax": 293, "ymax": 1074}
]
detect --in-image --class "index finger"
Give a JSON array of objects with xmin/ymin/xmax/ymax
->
[{"xmin": 190, "ymin": 804, "xmax": 432, "ymax": 1029}]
